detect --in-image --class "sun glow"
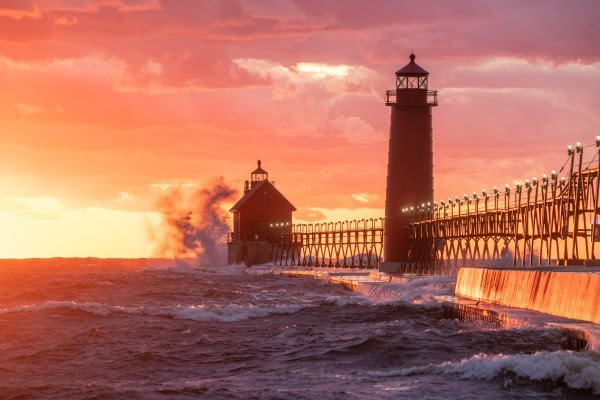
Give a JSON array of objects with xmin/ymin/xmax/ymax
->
[{"xmin": 295, "ymin": 62, "xmax": 350, "ymax": 78}]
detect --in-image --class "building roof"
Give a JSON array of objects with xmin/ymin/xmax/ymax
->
[
  {"xmin": 251, "ymin": 160, "xmax": 268, "ymax": 176},
  {"xmin": 229, "ymin": 179, "xmax": 297, "ymax": 212},
  {"xmin": 395, "ymin": 53, "xmax": 429, "ymax": 76}
]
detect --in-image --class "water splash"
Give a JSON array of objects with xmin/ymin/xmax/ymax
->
[
  {"xmin": 152, "ymin": 178, "xmax": 237, "ymax": 267},
  {"xmin": 369, "ymin": 350, "xmax": 600, "ymax": 393}
]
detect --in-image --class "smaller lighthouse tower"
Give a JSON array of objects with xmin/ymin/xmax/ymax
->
[
  {"xmin": 227, "ymin": 161, "xmax": 296, "ymax": 266},
  {"xmin": 383, "ymin": 53, "xmax": 437, "ymax": 266}
]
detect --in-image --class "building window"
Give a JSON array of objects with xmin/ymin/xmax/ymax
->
[{"xmin": 262, "ymin": 191, "xmax": 270, "ymax": 205}]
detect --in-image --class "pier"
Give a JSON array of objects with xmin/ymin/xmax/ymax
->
[{"xmin": 229, "ymin": 54, "xmax": 600, "ymax": 353}]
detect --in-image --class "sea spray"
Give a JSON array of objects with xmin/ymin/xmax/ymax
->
[
  {"xmin": 152, "ymin": 178, "xmax": 236, "ymax": 267},
  {"xmin": 353, "ymin": 275, "xmax": 456, "ymax": 305}
]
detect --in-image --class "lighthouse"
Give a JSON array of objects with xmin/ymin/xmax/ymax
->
[
  {"xmin": 382, "ymin": 53, "xmax": 437, "ymax": 266},
  {"xmin": 227, "ymin": 161, "xmax": 296, "ymax": 266}
]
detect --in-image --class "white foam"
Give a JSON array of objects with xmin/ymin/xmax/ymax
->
[
  {"xmin": 355, "ymin": 275, "xmax": 455, "ymax": 305},
  {"xmin": 0, "ymin": 300, "xmax": 307, "ymax": 322},
  {"xmin": 369, "ymin": 351, "xmax": 600, "ymax": 393}
]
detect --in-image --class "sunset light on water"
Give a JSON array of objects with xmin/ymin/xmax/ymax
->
[{"xmin": 1, "ymin": 1, "xmax": 600, "ymax": 399}]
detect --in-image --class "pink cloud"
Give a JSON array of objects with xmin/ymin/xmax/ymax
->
[{"xmin": 0, "ymin": 0, "xmax": 599, "ymax": 257}]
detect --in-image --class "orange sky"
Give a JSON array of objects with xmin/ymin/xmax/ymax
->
[{"xmin": 0, "ymin": 0, "xmax": 599, "ymax": 257}]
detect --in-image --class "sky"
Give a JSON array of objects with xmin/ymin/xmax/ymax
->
[{"xmin": 0, "ymin": 0, "xmax": 599, "ymax": 258}]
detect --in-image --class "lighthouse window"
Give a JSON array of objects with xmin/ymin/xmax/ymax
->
[
  {"xmin": 408, "ymin": 76, "xmax": 418, "ymax": 88},
  {"xmin": 397, "ymin": 76, "xmax": 407, "ymax": 88}
]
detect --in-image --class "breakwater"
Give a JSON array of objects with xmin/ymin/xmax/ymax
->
[{"xmin": 455, "ymin": 267, "xmax": 600, "ymax": 324}]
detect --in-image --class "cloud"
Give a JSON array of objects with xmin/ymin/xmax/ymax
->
[
  {"xmin": 351, "ymin": 193, "xmax": 379, "ymax": 204},
  {"xmin": 3, "ymin": 196, "xmax": 63, "ymax": 218},
  {"xmin": 116, "ymin": 191, "xmax": 134, "ymax": 202},
  {"xmin": 52, "ymin": 15, "xmax": 77, "ymax": 26},
  {"xmin": 150, "ymin": 182, "xmax": 199, "ymax": 191},
  {"xmin": 16, "ymin": 103, "xmax": 45, "ymax": 115},
  {"xmin": 233, "ymin": 58, "xmax": 380, "ymax": 99},
  {"xmin": 324, "ymin": 116, "xmax": 382, "ymax": 143},
  {"xmin": 0, "ymin": 0, "xmax": 40, "ymax": 20},
  {"xmin": 294, "ymin": 208, "xmax": 326, "ymax": 222}
]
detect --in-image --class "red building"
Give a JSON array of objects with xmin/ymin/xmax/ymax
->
[
  {"xmin": 227, "ymin": 161, "xmax": 296, "ymax": 265},
  {"xmin": 382, "ymin": 53, "xmax": 437, "ymax": 267}
]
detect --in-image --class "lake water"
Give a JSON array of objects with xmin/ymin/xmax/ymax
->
[{"xmin": 0, "ymin": 259, "xmax": 598, "ymax": 399}]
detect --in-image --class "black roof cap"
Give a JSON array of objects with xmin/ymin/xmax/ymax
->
[
  {"xmin": 251, "ymin": 160, "xmax": 268, "ymax": 175},
  {"xmin": 395, "ymin": 53, "xmax": 429, "ymax": 76}
]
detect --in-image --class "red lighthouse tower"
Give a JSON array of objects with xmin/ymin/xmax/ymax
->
[{"xmin": 382, "ymin": 53, "xmax": 437, "ymax": 266}]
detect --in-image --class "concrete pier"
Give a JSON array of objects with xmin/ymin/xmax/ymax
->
[
  {"xmin": 455, "ymin": 266, "xmax": 600, "ymax": 324},
  {"xmin": 445, "ymin": 266, "xmax": 600, "ymax": 351}
]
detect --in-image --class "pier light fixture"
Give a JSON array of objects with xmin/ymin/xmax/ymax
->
[
  {"xmin": 455, "ymin": 196, "xmax": 460, "ymax": 203},
  {"xmin": 532, "ymin": 177, "xmax": 538, "ymax": 186},
  {"xmin": 410, "ymin": 206, "xmax": 414, "ymax": 211},
  {"xmin": 596, "ymin": 135, "xmax": 600, "ymax": 147},
  {"xmin": 427, "ymin": 202, "xmax": 431, "ymax": 206},
  {"xmin": 464, "ymin": 194, "xmax": 468, "ymax": 201},
  {"xmin": 576, "ymin": 142, "xmax": 582, "ymax": 152},
  {"xmin": 568, "ymin": 145, "xmax": 573, "ymax": 155},
  {"xmin": 472, "ymin": 191, "xmax": 477, "ymax": 199},
  {"xmin": 551, "ymin": 170, "xmax": 557, "ymax": 180},
  {"xmin": 542, "ymin": 174, "xmax": 548, "ymax": 186},
  {"xmin": 270, "ymin": 223, "xmax": 273, "ymax": 227},
  {"xmin": 493, "ymin": 186, "xmax": 498, "ymax": 194},
  {"xmin": 561, "ymin": 177, "xmax": 566, "ymax": 187},
  {"xmin": 504, "ymin": 184, "xmax": 510, "ymax": 195}
]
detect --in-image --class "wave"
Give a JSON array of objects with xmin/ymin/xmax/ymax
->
[
  {"xmin": 355, "ymin": 275, "xmax": 455, "ymax": 305},
  {"xmin": 0, "ymin": 300, "xmax": 307, "ymax": 322},
  {"xmin": 369, "ymin": 350, "xmax": 600, "ymax": 393}
]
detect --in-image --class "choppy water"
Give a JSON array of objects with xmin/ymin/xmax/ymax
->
[{"xmin": 0, "ymin": 260, "xmax": 599, "ymax": 399}]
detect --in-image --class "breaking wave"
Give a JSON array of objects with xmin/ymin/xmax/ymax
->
[
  {"xmin": 369, "ymin": 350, "xmax": 600, "ymax": 393},
  {"xmin": 355, "ymin": 275, "xmax": 456, "ymax": 305},
  {"xmin": 0, "ymin": 300, "xmax": 307, "ymax": 322}
]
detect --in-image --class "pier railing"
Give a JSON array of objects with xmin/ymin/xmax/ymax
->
[
  {"xmin": 265, "ymin": 138, "xmax": 600, "ymax": 274},
  {"xmin": 269, "ymin": 218, "xmax": 384, "ymax": 269},
  {"xmin": 401, "ymin": 139, "xmax": 600, "ymax": 271}
]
